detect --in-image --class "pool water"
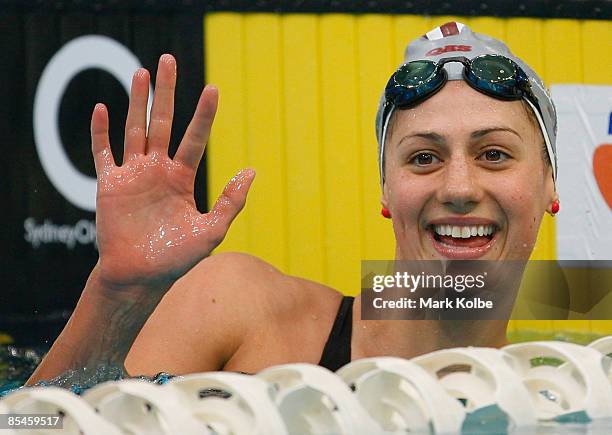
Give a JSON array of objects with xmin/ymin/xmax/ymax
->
[
  {"xmin": 0, "ymin": 344, "xmax": 45, "ymax": 395},
  {"xmin": 2, "ymin": 345, "xmax": 612, "ymax": 434},
  {"xmin": 0, "ymin": 345, "xmax": 174, "ymax": 396}
]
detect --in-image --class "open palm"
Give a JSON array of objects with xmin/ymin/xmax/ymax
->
[{"xmin": 91, "ymin": 54, "xmax": 254, "ymax": 290}]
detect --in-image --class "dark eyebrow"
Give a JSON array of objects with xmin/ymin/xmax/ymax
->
[
  {"xmin": 396, "ymin": 127, "xmax": 522, "ymax": 148},
  {"xmin": 471, "ymin": 127, "xmax": 522, "ymax": 140},
  {"xmin": 397, "ymin": 132, "xmax": 446, "ymax": 148}
]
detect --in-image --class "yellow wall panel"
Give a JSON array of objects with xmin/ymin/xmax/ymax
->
[
  {"xmin": 511, "ymin": 320, "xmax": 554, "ymax": 339},
  {"xmin": 282, "ymin": 15, "xmax": 326, "ymax": 281},
  {"xmin": 206, "ymin": 13, "xmax": 612, "ymax": 336},
  {"xmin": 465, "ymin": 16, "xmax": 506, "ymax": 40},
  {"xmin": 506, "ymin": 18, "xmax": 545, "ymax": 75},
  {"xmin": 356, "ymin": 15, "xmax": 396, "ymax": 262},
  {"xmin": 544, "ymin": 19, "xmax": 583, "ymax": 82},
  {"xmin": 392, "ymin": 16, "xmax": 431, "ymax": 64},
  {"xmin": 243, "ymin": 15, "xmax": 287, "ymax": 268},
  {"xmin": 319, "ymin": 15, "xmax": 362, "ymax": 293},
  {"xmin": 581, "ymin": 20, "xmax": 612, "ymax": 84},
  {"xmin": 205, "ymin": 14, "xmax": 249, "ymax": 252},
  {"xmin": 591, "ymin": 320, "xmax": 612, "ymax": 336}
]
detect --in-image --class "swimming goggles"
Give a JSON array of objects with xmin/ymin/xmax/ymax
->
[{"xmin": 379, "ymin": 54, "xmax": 549, "ymax": 184}]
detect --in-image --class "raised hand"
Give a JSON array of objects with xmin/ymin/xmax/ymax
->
[{"xmin": 91, "ymin": 54, "xmax": 254, "ymax": 291}]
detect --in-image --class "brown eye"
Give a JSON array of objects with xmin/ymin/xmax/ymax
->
[
  {"xmin": 411, "ymin": 152, "xmax": 439, "ymax": 166},
  {"xmin": 485, "ymin": 150, "xmax": 501, "ymax": 161},
  {"xmin": 479, "ymin": 149, "xmax": 510, "ymax": 162}
]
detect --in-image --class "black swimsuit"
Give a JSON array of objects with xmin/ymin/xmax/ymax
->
[
  {"xmin": 233, "ymin": 296, "xmax": 354, "ymax": 375},
  {"xmin": 318, "ymin": 296, "xmax": 354, "ymax": 371}
]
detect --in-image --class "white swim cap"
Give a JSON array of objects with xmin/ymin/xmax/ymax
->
[{"xmin": 375, "ymin": 22, "xmax": 558, "ymax": 185}]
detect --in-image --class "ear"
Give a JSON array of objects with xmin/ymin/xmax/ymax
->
[
  {"xmin": 381, "ymin": 182, "xmax": 390, "ymax": 209},
  {"xmin": 544, "ymin": 170, "xmax": 559, "ymax": 215},
  {"xmin": 545, "ymin": 190, "xmax": 559, "ymax": 215},
  {"xmin": 540, "ymin": 160, "xmax": 557, "ymax": 212}
]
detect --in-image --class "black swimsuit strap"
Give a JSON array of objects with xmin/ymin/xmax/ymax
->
[{"xmin": 318, "ymin": 295, "xmax": 354, "ymax": 372}]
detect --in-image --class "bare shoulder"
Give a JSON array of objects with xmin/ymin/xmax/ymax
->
[
  {"xmin": 216, "ymin": 253, "xmax": 345, "ymax": 372},
  {"xmin": 183, "ymin": 252, "xmax": 340, "ymax": 310},
  {"xmin": 186, "ymin": 251, "xmax": 341, "ymax": 313},
  {"xmin": 126, "ymin": 252, "xmax": 342, "ymax": 375}
]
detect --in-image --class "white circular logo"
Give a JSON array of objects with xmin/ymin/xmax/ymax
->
[{"xmin": 33, "ymin": 35, "xmax": 153, "ymax": 211}]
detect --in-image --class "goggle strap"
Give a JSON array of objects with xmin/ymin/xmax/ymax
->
[
  {"xmin": 379, "ymin": 105, "xmax": 395, "ymax": 188},
  {"xmin": 523, "ymin": 97, "xmax": 557, "ymax": 182}
]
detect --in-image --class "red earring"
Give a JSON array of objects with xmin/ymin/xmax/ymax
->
[
  {"xmin": 551, "ymin": 200, "xmax": 560, "ymax": 215},
  {"xmin": 381, "ymin": 207, "xmax": 391, "ymax": 219}
]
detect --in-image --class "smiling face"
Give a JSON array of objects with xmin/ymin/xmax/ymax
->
[{"xmin": 382, "ymin": 80, "xmax": 557, "ymax": 261}]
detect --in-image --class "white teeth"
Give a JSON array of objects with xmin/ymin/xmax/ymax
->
[{"xmin": 433, "ymin": 224, "xmax": 496, "ymax": 238}]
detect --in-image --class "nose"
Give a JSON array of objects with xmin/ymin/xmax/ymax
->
[{"xmin": 436, "ymin": 154, "xmax": 483, "ymax": 213}]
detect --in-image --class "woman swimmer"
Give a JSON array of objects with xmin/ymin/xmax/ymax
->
[{"xmin": 28, "ymin": 22, "xmax": 559, "ymax": 381}]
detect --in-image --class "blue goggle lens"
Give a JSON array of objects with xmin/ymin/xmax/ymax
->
[
  {"xmin": 394, "ymin": 61, "xmax": 437, "ymax": 86},
  {"xmin": 470, "ymin": 56, "xmax": 516, "ymax": 82}
]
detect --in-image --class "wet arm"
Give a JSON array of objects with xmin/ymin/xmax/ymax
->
[{"xmin": 26, "ymin": 266, "xmax": 167, "ymax": 385}]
